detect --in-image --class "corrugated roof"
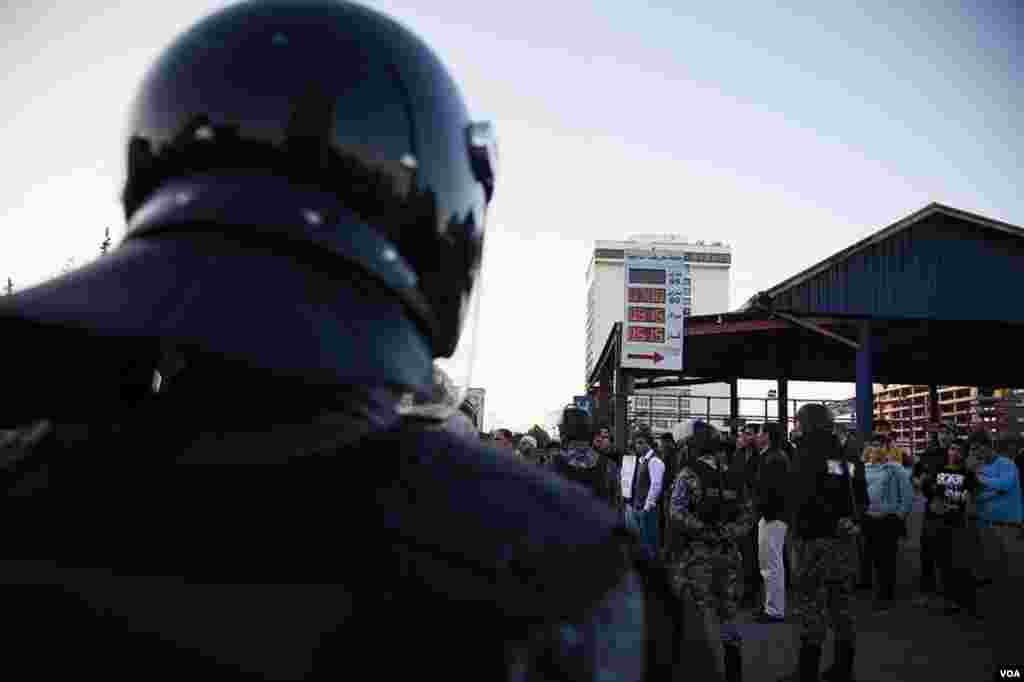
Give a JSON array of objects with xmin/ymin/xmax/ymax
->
[{"xmin": 739, "ymin": 203, "xmax": 1024, "ymax": 311}]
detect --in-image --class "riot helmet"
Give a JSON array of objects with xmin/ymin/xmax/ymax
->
[
  {"xmin": 0, "ymin": 0, "xmax": 497, "ymax": 423},
  {"xmin": 795, "ymin": 403, "xmax": 834, "ymax": 436},
  {"xmin": 687, "ymin": 419, "xmax": 720, "ymax": 456},
  {"xmin": 560, "ymin": 406, "xmax": 594, "ymax": 444}
]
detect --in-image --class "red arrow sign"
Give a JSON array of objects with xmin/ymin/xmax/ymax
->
[{"xmin": 627, "ymin": 352, "xmax": 663, "ymax": 364}]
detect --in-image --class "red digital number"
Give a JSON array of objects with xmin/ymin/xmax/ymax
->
[{"xmin": 628, "ymin": 288, "xmax": 666, "ymax": 304}]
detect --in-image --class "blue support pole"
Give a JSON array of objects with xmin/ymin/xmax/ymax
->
[{"xmin": 856, "ymin": 322, "xmax": 874, "ymax": 440}]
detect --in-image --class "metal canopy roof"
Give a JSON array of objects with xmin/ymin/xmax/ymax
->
[{"xmin": 741, "ymin": 203, "xmax": 1024, "ymax": 323}]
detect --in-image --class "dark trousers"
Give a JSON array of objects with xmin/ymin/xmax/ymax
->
[
  {"xmin": 862, "ymin": 516, "xmax": 901, "ymax": 601},
  {"xmin": 628, "ymin": 505, "xmax": 660, "ymax": 560},
  {"xmin": 744, "ymin": 526, "xmax": 761, "ymax": 601},
  {"xmin": 933, "ymin": 524, "xmax": 976, "ymax": 610},
  {"xmin": 783, "ymin": 533, "xmax": 792, "ymax": 587},
  {"xmin": 857, "ymin": 533, "xmax": 872, "ymax": 587},
  {"xmin": 920, "ymin": 521, "xmax": 940, "ymax": 594}
]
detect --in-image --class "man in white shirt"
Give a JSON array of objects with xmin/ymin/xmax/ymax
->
[
  {"xmin": 620, "ymin": 442, "xmax": 639, "ymax": 533},
  {"xmin": 624, "ymin": 435, "xmax": 665, "ymax": 558},
  {"xmin": 752, "ymin": 423, "xmax": 790, "ymax": 624}
]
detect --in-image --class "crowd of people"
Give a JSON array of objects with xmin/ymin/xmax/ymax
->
[{"xmin": 484, "ymin": 406, "xmax": 1023, "ymax": 682}]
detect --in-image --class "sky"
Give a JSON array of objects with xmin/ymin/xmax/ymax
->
[{"xmin": 0, "ymin": 1, "xmax": 1021, "ymax": 432}]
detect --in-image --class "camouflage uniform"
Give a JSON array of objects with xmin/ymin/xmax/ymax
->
[
  {"xmin": 792, "ymin": 535, "xmax": 858, "ymax": 647},
  {"xmin": 667, "ymin": 455, "xmax": 755, "ymax": 652},
  {"xmin": 783, "ymin": 425, "xmax": 867, "ymax": 682}
]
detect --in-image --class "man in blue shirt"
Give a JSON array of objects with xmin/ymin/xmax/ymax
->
[
  {"xmin": 969, "ymin": 431, "xmax": 1023, "ymax": 525},
  {"xmin": 967, "ymin": 429, "xmax": 1022, "ymax": 586}
]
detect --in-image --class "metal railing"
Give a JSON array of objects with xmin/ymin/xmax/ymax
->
[{"xmin": 593, "ymin": 392, "xmax": 855, "ymax": 434}]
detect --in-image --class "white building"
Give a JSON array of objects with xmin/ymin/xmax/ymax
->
[{"xmin": 585, "ymin": 235, "xmax": 732, "ymax": 431}]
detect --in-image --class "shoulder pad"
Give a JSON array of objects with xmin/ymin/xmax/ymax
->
[
  {"xmin": 356, "ymin": 427, "xmax": 630, "ymax": 625},
  {"xmin": 8, "ymin": 423, "xmax": 630, "ymax": 630}
]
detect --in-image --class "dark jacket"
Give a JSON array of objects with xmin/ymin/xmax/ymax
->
[
  {"xmin": 791, "ymin": 431, "xmax": 868, "ymax": 539},
  {"xmin": 841, "ymin": 433, "xmax": 865, "ymax": 465},
  {"xmin": 748, "ymin": 447, "xmax": 790, "ymax": 523},
  {"xmin": 914, "ymin": 446, "xmax": 948, "ymax": 480}
]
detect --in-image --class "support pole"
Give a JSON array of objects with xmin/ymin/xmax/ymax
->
[
  {"xmin": 729, "ymin": 378, "xmax": 739, "ymax": 434},
  {"xmin": 598, "ymin": 372, "xmax": 612, "ymax": 429},
  {"xmin": 928, "ymin": 385, "xmax": 940, "ymax": 424},
  {"xmin": 856, "ymin": 322, "xmax": 874, "ymax": 441},
  {"xmin": 614, "ymin": 369, "xmax": 629, "ymax": 454},
  {"xmin": 926, "ymin": 384, "xmax": 941, "ymax": 451},
  {"xmin": 778, "ymin": 379, "xmax": 789, "ymax": 430}
]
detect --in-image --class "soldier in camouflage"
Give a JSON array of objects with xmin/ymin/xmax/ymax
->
[
  {"xmin": 668, "ymin": 420, "xmax": 755, "ymax": 682},
  {"xmin": 781, "ymin": 404, "xmax": 867, "ymax": 682}
]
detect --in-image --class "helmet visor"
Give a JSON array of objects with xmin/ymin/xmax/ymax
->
[
  {"xmin": 396, "ymin": 122, "xmax": 495, "ymax": 424},
  {"xmin": 398, "ymin": 249, "xmax": 484, "ymax": 423}
]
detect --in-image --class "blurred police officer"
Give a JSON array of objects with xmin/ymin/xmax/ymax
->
[
  {"xmin": 551, "ymin": 406, "xmax": 621, "ymax": 509},
  {"xmin": 0, "ymin": 2, "xmax": 709, "ymax": 679}
]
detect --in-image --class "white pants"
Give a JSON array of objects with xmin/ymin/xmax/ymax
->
[{"xmin": 759, "ymin": 518, "xmax": 788, "ymax": 617}]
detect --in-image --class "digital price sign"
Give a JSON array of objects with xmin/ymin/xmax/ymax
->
[{"xmin": 622, "ymin": 253, "xmax": 688, "ymax": 371}]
